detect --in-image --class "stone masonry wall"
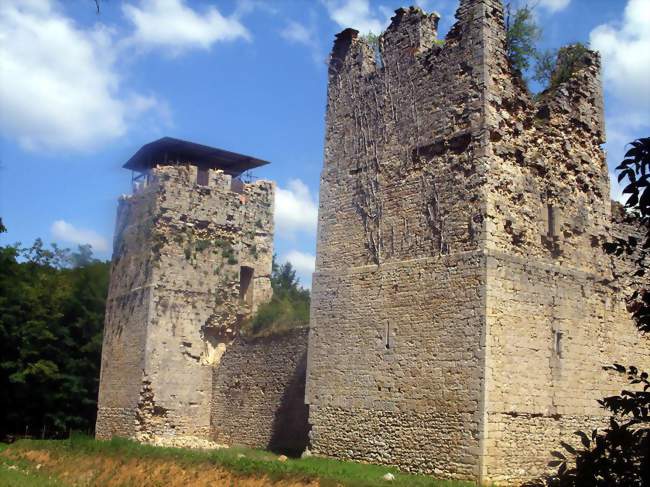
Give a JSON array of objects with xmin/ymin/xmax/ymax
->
[
  {"xmin": 308, "ymin": 254, "xmax": 486, "ymax": 478},
  {"xmin": 475, "ymin": 2, "xmax": 650, "ymax": 484},
  {"xmin": 96, "ymin": 162, "xmax": 274, "ymax": 442},
  {"xmin": 308, "ymin": 1, "xmax": 499, "ymax": 480},
  {"xmin": 96, "ymin": 186, "xmax": 158, "ymax": 440},
  {"xmin": 211, "ymin": 328, "xmax": 309, "ymax": 452}
]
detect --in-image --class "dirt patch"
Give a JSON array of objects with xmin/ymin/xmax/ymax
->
[{"xmin": 10, "ymin": 449, "xmax": 322, "ymax": 487}]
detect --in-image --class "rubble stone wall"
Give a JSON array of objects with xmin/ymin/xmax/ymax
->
[{"xmin": 211, "ymin": 328, "xmax": 309, "ymax": 452}]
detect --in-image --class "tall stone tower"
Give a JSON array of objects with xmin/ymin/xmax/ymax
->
[
  {"xmin": 306, "ymin": 1, "xmax": 649, "ymax": 484},
  {"xmin": 96, "ymin": 137, "xmax": 274, "ymax": 443}
]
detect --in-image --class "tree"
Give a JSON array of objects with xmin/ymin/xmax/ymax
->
[
  {"xmin": 0, "ymin": 237, "xmax": 109, "ymax": 439},
  {"xmin": 534, "ymin": 43, "xmax": 592, "ymax": 91},
  {"xmin": 505, "ymin": 3, "xmax": 541, "ymax": 75},
  {"xmin": 537, "ymin": 138, "xmax": 650, "ymax": 486},
  {"xmin": 244, "ymin": 258, "xmax": 311, "ymax": 336}
]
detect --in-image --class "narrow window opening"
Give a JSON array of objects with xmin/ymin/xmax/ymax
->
[
  {"xmin": 240, "ymin": 266, "xmax": 254, "ymax": 307},
  {"xmin": 385, "ymin": 321, "xmax": 390, "ymax": 349},
  {"xmin": 547, "ymin": 204, "xmax": 556, "ymax": 238},
  {"xmin": 554, "ymin": 331, "xmax": 564, "ymax": 358},
  {"xmin": 230, "ymin": 177, "xmax": 245, "ymax": 194},
  {"xmin": 197, "ymin": 167, "xmax": 209, "ymax": 186}
]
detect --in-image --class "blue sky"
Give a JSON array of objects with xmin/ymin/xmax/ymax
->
[{"xmin": 1, "ymin": 0, "xmax": 648, "ymax": 287}]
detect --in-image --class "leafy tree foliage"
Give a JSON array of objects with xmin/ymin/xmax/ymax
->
[
  {"xmin": 0, "ymin": 236, "xmax": 109, "ymax": 440},
  {"xmin": 533, "ymin": 138, "xmax": 650, "ymax": 486},
  {"xmin": 244, "ymin": 258, "xmax": 310, "ymax": 336},
  {"xmin": 534, "ymin": 44, "xmax": 592, "ymax": 92},
  {"xmin": 505, "ymin": 3, "xmax": 541, "ymax": 75}
]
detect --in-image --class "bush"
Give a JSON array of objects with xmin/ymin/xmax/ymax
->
[{"xmin": 243, "ymin": 259, "xmax": 310, "ymax": 336}]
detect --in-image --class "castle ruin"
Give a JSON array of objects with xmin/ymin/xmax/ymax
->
[
  {"xmin": 96, "ymin": 1, "xmax": 650, "ymax": 485},
  {"xmin": 307, "ymin": 0, "xmax": 649, "ymax": 484}
]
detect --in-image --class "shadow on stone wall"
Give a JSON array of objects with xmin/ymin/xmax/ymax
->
[{"xmin": 269, "ymin": 350, "xmax": 310, "ymax": 455}]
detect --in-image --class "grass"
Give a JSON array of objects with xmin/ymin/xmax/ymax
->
[
  {"xmin": 0, "ymin": 443, "xmax": 67, "ymax": 486},
  {"xmin": 1, "ymin": 435, "xmax": 476, "ymax": 487}
]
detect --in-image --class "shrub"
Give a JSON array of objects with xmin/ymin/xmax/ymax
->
[{"xmin": 243, "ymin": 259, "xmax": 310, "ymax": 336}]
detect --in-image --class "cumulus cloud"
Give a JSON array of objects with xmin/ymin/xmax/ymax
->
[
  {"xmin": 538, "ymin": 0, "xmax": 571, "ymax": 13},
  {"xmin": 0, "ymin": 0, "xmax": 162, "ymax": 152},
  {"xmin": 321, "ymin": 0, "xmax": 388, "ymax": 34},
  {"xmin": 274, "ymin": 179, "xmax": 319, "ymax": 238},
  {"xmin": 590, "ymin": 0, "xmax": 650, "ymax": 112},
  {"xmin": 51, "ymin": 220, "xmax": 109, "ymax": 252},
  {"xmin": 280, "ymin": 20, "xmax": 323, "ymax": 64},
  {"xmin": 123, "ymin": 0, "xmax": 250, "ymax": 53},
  {"xmin": 281, "ymin": 250, "xmax": 316, "ymax": 276}
]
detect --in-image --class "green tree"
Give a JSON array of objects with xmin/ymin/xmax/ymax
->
[
  {"xmin": 534, "ymin": 43, "xmax": 592, "ymax": 91},
  {"xmin": 0, "ymin": 235, "xmax": 109, "ymax": 439},
  {"xmin": 505, "ymin": 3, "xmax": 541, "ymax": 75},
  {"xmin": 244, "ymin": 258, "xmax": 310, "ymax": 336}
]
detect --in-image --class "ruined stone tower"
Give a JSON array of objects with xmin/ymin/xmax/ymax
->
[
  {"xmin": 306, "ymin": 1, "xmax": 650, "ymax": 484},
  {"xmin": 96, "ymin": 137, "xmax": 274, "ymax": 442}
]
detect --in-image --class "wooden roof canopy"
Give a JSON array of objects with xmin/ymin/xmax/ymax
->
[{"xmin": 123, "ymin": 137, "xmax": 269, "ymax": 177}]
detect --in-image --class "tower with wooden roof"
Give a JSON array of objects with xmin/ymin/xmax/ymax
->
[{"xmin": 96, "ymin": 137, "xmax": 274, "ymax": 442}]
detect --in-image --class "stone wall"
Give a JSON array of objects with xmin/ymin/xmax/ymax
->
[
  {"xmin": 96, "ymin": 161, "xmax": 274, "ymax": 442},
  {"xmin": 308, "ymin": 253, "xmax": 486, "ymax": 478},
  {"xmin": 96, "ymin": 186, "xmax": 158, "ymax": 440},
  {"xmin": 308, "ymin": 1, "xmax": 499, "ymax": 480},
  {"xmin": 211, "ymin": 328, "xmax": 309, "ymax": 452}
]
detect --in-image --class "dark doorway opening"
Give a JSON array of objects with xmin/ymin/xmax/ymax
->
[{"xmin": 240, "ymin": 266, "xmax": 254, "ymax": 307}]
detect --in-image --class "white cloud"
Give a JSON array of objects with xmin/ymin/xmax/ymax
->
[
  {"xmin": 538, "ymin": 0, "xmax": 571, "ymax": 13},
  {"xmin": 281, "ymin": 250, "xmax": 316, "ymax": 276},
  {"xmin": 51, "ymin": 220, "xmax": 109, "ymax": 252},
  {"xmin": 321, "ymin": 0, "xmax": 388, "ymax": 34},
  {"xmin": 274, "ymin": 179, "xmax": 319, "ymax": 237},
  {"xmin": 123, "ymin": 0, "xmax": 250, "ymax": 53},
  {"xmin": 280, "ymin": 20, "xmax": 323, "ymax": 65},
  {"xmin": 281, "ymin": 21, "xmax": 313, "ymax": 45},
  {"xmin": 280, "ymin": 250, "xmax": 316, "ymax": 289},
  {"xmin": 0, "ymin": 0, "xmax": 162, "ymax": 152},
  {"xmin": 590, "ymin": 0, "xmax": 650, "ymax": 113}
]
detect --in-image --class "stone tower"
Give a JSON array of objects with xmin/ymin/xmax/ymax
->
[
  {"xmin": 306, "ymin": 1, "xmax": 649, "ymax": 484},
  {"xmin": 96, "ymin": 137, "xmax": 274, "ymax": 443}
]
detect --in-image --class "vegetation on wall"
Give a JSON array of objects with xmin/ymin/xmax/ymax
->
[
  {"xmin": 505, "ymin": 3, "xmax": 541, "ymax": 76},
  {"xmin": 505, "ymin": 3, "xmax": 590, "ymax": 95},
  {"xmin": 0, "ymin": 228, "xmax": 109, "ymax": 440},
  {"xmin": 243, "ymin": 258, "xmax": 310, "ymax": 337}
]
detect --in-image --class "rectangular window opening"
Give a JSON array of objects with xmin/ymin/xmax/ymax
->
[
  {"xmin": 554, "ymin": 330, "xmax": 564, "ymax": 359},
  {"xmin": 547, "ymin": 204, "xmax": 556, "ymax": 238},
  {"xmin": 197, "ymin": 167, "xmax": 209, "ymax": 186},
  {"xmin": 231, "ymin": 177, "xmax": 244, "ymax": 194},
  {"xmin": 240, "ymin": 266, "xmax": 254, "ymax": 307},
  {"xmin": 385, "ymin": 321, "xmax": 390, "ymax": 350}
]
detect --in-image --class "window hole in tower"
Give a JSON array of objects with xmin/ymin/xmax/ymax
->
[
  {"xmin": 197, "ymin": 167, "xmax": 209, "ymax": 186},
  {"xmin": 547, "ymin": 204, "xmax": 556, "ymax": 238},
  {"xmin": 240, "ymin": 266, "xmax": 254, "ymax": 307},
  {"xmin": 385, "ymin": 321, "xmax": 390, "ymax": 350},
  {"xmin": 554, "ymin": 330, "xmax": 564, "ymax": 359}
]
